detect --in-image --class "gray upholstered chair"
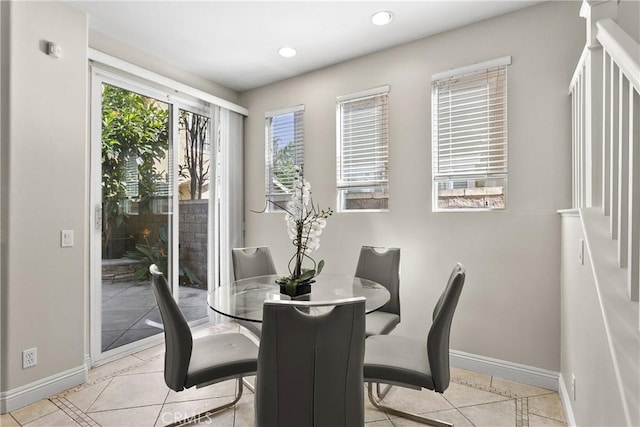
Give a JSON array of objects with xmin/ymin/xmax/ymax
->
[
  {"xmin": 255, "ymin": 297, "xmax": 366, "ymax": 427},
  {"xmin": 149, "ymin": 265, "xmax": 258, "ymax": 427},
  {"xmin": 232, "ymin": 246, "xmax": 277, "ymax": 280},
  {"xmin": 355, "ymin": 246, "xmax": 401, "ymax": 337},
  {"xmin": 231, "ymin": 246, "xmax": 278, "ymax": 337},
  {"xmin": 363, "ymin": 263, "xmax": 465, "ymax": 427}
]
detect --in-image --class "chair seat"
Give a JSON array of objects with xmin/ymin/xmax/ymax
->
[
  {"xmin": 365, "ymin": 311, "xmax": 400, "ymax": 337},
  {"xmin": 364, "ymin": 335, "xmax": 434, "ymax": 390},
  {"xmin": 185, "ymin": 333, "xmax": 258, "ymax": 389}
]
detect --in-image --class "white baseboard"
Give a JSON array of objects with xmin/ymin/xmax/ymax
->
[
  {"xmin": 450, "ymin": 349, "xmax": 560, "ymax": 391},
  {"xmin": 0, "ymin": 363, "xmax": 88, "ymax": 413},
  {"xmin": 558, "ymin": 373, "xmax": 577, "ymax": 426}
]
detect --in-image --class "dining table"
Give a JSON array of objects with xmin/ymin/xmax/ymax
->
[{"xmin": 209, "ymin": 273, "xmax": 391, "ymax": 323}]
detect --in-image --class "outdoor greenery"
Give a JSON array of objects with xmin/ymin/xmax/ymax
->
[
  {"xmin": 124, "ymin": 225, "xmax": 201, "ymax": 285},
  {"xmin": 273, "ymin": 139, "xmax": 298, "ymax": 192},
  {"xmin": 101, "ymin": 84, "xmax": 169, "ymax": 255}
]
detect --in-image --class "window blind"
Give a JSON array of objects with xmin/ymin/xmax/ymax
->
[
  {"xmin": 337, "ymin": 89, "xmax": 389, "ymax": 191},
  {"xmin": 432, "ymin": 64, "xmax": 508, "ymax": 181},
  {"xmin": 124, "ymin": 153, "xmax": 139, "ymax": 198},
  {"xmin": 265, "ymin": 106, "xmax": 304, "ymax": 205}
]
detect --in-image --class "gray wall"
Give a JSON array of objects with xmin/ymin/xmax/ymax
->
[
  {"xmin": 240, "ymin": 1, "xmax": 584, "ymax": 372},
  {"xmin": 618, "ymin": 0, "xmax": 640, "ymax": 42},
  {"xmin": 0, "ymin": 1, "xmax": 87, "ymax": 391}
]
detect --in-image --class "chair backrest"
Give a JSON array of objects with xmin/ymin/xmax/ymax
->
[
  {"xmin": 149, "ymin": 264, "xmax": 193, "ymax": 392},
  {"xmin": 232, "ymin": 246, "xmax": 277, "ymax": 280},
  {"xmin": 255, "ymin": 297, "xmax": 366, "ymax": 427},
  {"xmin": 427, "ymin": 263, "xmax": 465, "ymax": 393},
  {"xmin": 354, "ymin": 246, "xmax": 401, "ymax": 316}
]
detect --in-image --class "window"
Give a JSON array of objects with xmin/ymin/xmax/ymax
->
[
  {"xmin": 265, "ymin": 105, "xmax": 304, "ymax": 211},
  {"xmin": 337, "ymin": 86, "xmax": 389, "ymax": 212},
  {"xmin": 432, "ymin": 57, "xmax": 510, "ymax": 211}
]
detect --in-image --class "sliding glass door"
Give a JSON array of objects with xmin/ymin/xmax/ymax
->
[
  {"xmin": 91, "ymin": 72, "xmax": 215, "ymax": 361},
  {"xmin": 173, "ymin": 106, "xmax": 216, "ymax": 326}
]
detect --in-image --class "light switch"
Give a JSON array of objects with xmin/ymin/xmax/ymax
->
[
  {"xmin": 47, "ymin": 41, "xmax": 62, "ymax": 59},
  {"xmin": 61, "ymin": 230, "xmax": 74, "ymax": 248}
]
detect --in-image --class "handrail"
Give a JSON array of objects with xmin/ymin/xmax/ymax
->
[
  {"xmin": 568, "ymin": 45, "xmax": 589, "ymax": 94},
  {"xmin": 596, "ymin": 18, "xmax": 640, "ymax": 94}
]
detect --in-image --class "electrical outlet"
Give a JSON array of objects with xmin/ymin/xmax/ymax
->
[
  {"xmin": 571, "ymin": 374, "xmax": 576, "ymax": 400},
  {"xmin": 23, "ymin": 348, "xmax": 37, "ymax": 368}
]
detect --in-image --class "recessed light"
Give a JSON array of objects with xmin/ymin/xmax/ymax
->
[
  {"xmin": 371, "ymin": 11, "xmax": 393, "ymax": 26},
  {"xmin": 278, "ymin": 47, "xmax": 297, "ymax": 58}
]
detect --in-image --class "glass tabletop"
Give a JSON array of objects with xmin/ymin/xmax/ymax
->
[{"xmin": 210, "ymin": 273, "xmax": 390, "ymax": 323}]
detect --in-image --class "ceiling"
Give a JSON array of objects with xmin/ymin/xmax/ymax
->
[{"xmin": 68, "ymin": 1, "xmax": 542, "ymax": 92}]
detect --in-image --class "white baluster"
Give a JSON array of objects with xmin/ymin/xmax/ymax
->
[
  {"xmin": 629, "ymin": 87, "xmax": 640, "ymax": 301},
  {"xmin": 571, "ymin": 84, "xmax": 580, "ymax": 208},
  {"xmin": 618, "ymin": 74, "xmax": 630, "ymax": 268},
  {"xmin": 602, "ymin": 51, "xmax": 611, "ymax": 215},
  {"xmin": 610, "ymin": 61, "xmax": 620, "ymax": 239},
  {"xmin": 580, "ymin": 71, "xmax": 586, "ymax": 207},
  {"xmin": 588, "ymin": 48, "xmax": 604, "ymax": 209}
]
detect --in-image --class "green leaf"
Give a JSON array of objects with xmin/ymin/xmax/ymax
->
[
  {"xmin": 285, "ymin": 282, "xmax": 297, "ymax": 296},
  {"xmin": 133, "ymin": 267, "xmax": 148, "ymax": 280},
  {"xmin": 158, "ymin": 224, "xmax": 168, "ymax": 243},
  {"xmin": 123, "ymin": 250, "xmax": 144, "ymax": 260},
  {"xmin": 297, "ymin": 269, "xmax": 315, "ymax": 282},
  {"xmin": 134, "ymin": 244, "xmax": 155, "ymax": 261},
  {"xmin": 316, "ymin": 260, "xmax": 324, "ymax": 275},
  {"xmin": 180, "ymin": 266, "xmax": 201, "ymax": 285}
]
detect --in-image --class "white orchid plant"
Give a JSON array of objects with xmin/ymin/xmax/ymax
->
[{"xmin": 257, "ymin": 166, "xmax": 332, "ymax": 296}]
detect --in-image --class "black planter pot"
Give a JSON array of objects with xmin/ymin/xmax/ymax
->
[{"xmin": 278, "ymin": 280, "xmax": 314, "ymax": 297}]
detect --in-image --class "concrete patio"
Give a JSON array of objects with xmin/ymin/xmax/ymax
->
[{"xmin": 101, "ymin": 279, "xmax": 208, "ymax": 352}]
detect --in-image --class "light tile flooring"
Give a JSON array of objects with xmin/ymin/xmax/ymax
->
[{"xmin": 1, "ymin": 322, "xmax": 567, "ymax": 427}]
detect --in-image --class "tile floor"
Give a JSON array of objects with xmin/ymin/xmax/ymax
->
[
  {"xmin": 1, "ymin": 322, "xmax": 567, "ymax": 427},
  {"xmin": 101, "ymin": 280, "xmax": 208, "ymax": 351}
]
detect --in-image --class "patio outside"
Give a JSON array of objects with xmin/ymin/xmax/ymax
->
[{"xmin": 101, "ymin": 260, "xmax": 208, "ymax": 352}]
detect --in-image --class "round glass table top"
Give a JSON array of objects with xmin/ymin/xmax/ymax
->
[{"xmin": 210, "ymin": 274, "xmax": 390, "ymax": 323}]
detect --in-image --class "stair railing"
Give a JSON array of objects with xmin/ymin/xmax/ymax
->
[{"xmin": 569, "ymin": 1, "xmax": 640, "ymax": 307}]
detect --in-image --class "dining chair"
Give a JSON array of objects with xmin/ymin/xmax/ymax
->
[
  {"xmin": 149, "ymin": 264, "xmax": 259, "ymax": 427},
  {"xmin": 255, "ymin": 297, "xmax": 366, "ymax": 427},
  {"xmin": 363, "ymin": 263, "xmax": 465, "ymax": 427},
  {"xmin": 355, "ymin": 245, "xmax": 401, "ymax": 337},
  {"xmin": 355, "ymin": 246, "xmax": 402, "ymax": 398},
  {"xmin": 231, "ymin": 246, "xmax": 278, "ymax": 338},
  {"xmin": 232, "ymin": 246, "xmax": 277, "ymax": 280}
]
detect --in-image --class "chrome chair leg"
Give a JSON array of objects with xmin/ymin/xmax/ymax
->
[
  {"xmin": 242, "ymin": 377, "xmax": 255, "ymax": 393},
  {"xmin": 376, "ymin": 382, "xmax": 393, "ymax": 400},
  {"xmin": 165, "ymin": 378, "xmax": 245, "ymax": 427},
  {"xmin": 367, "ymin": 382, "xmax": 452, "ymax": 427}
]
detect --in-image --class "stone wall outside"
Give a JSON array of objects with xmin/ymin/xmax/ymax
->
[
  {"xmin": 437, "ymin": 187, "xmax": 505, "ymax": 209},
  {"xmin": 103, "ymin": 200, "xmax": 209, "ymax": 286},
  {"xmin": 101, "ymin": 259, "xmax": 146, "ymax": 283},
  {"xmin": 178, "ymin": 200, "xmax": 208, "ymax": 288}
]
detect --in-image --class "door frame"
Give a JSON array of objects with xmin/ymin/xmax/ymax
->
[{"xmin": 89, "ymin": 68, "xmax": 219, "ymax": 365}]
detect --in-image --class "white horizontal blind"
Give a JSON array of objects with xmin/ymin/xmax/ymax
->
[
  {"xmin": 124, "ymin": 152, "xmax": 139, "ymax": 198},
  {"xmin": 337, "ymin": 90, "xmax": 389, "ymax": 191},
  {"xmin": 265, "ymin": 107, "xmax": 304, "ymax": 205},
  {"xmin": 433, "ymin": 64, "xmax": 508, "ymax": 181}
]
